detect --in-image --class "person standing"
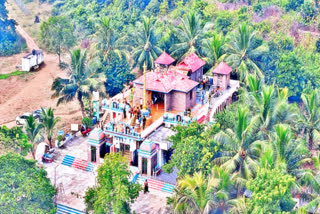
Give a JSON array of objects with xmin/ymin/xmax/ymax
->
[
  {"xmin": 123, "ymin": 107, "xmax": 126, "ymax": 119},
  {"xmin": 144, "ymin": 180, "xmax": 149, "ymax": 194},
  {"xmin": 140, "ymin": 98, "xmax": 143, "ymax": 109},
  {"xmin": 201, "ymin": 92, "xmax": 205, "ymax": 105},
  {"xmin": 142, "ymin": 116, "xmax": 147, "ymax": 129},
  {"xmin": 137, "ymin": 107, "xmax": 141, "ymax": 120}
]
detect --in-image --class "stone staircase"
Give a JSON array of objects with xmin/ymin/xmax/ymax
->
[
  {"xmin": 56, "ymin": 204, "xmax": 84, "ymax": 214},
  {"xmin": 122, "ymin": 151, "xmax": 131, "ymax": 163},
  {"xmin": 136, "ymin": 175, "xmax": 175, "ymax": 194},
  {"xmin": 61, "ymin": 155, "xmax": 94, "ymax": 172}
]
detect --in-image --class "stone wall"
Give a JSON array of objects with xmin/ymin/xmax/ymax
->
[
  {"xmin": 213, "ymin": 74, "xmax": 230, "ymax": 90},
  {"xmin": 190, "ymin": 67, "xmax": 203, "ymax": 82},
  {"xmin": 170, "ymin": 91, "xmax": 187, "ymax": 111},
  {"xmin": 133, "ymin": 84, "xmax": 143, "ymax": 105},
  {"xmin": 133, "ymin": 84, "xmax": 152, "ymax": 107},
  {"xmin": 186, "ymin": 88, "xmax": 196, "ymax": 109},
  {"xmin": 164, "ymin": 93, "xmax": 171, "ymax": 111}
]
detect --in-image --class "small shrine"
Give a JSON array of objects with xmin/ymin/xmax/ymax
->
[
  {"xmin": 88, "ymin": 128, "xmax": 114, "ymax": 164},
  {"xmin": 154, "ymin": 51, "xmax": 175, "ymax": 73},
  {"xmin": 211, "ymin": 61, "xmax": 233, "ymax": 90},
  {"xmin": 138, "ymin": 140, "xmax": 158, "ymax": 176},
  {"xmin": 176, "ymin": 53, "xmax": 206, "ymax": 82}
]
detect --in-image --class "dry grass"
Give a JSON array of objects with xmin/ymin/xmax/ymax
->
[{"xmin": 6, "ymin": 0, "xmax": 52, "ymax": 45}]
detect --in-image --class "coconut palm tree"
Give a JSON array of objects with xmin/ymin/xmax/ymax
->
[
  {"xmin": 51, "ymin": 49, "xmax": 106, "ymax": 118},
  {"xmin": 41, "ymin": 108, "xmax": 59, "ymax": 148},
  {"xmin": 300, "ymin": 89, "xmax": 320, "ymax": 150},
  {"xmin": 131, "ymin": 16, "xmax": 162, "ymax": 70},
  {"xmin": 298, "ymin": 197, "xmax": 320, "ymax": 213},
  {"xmin": 214, "ymin": 107, "xmax": 265, "ymax": 179},
  {"xmin": 93, "ymin": 17, "xmax": 125, "ymax": 62},
  {"xmin": 260, "ymin": 124, "xmax": 320, "ymax": 195},
  {"xmin": 202, "ymin": 32, "xmax": 227, "ymax": 67},
  {"xmin": 271, "ymin": 124, "xmax": 310, "ymax": 175},
  {"xmin": 228, "ymin": 197, "xmax": 249, "ymax": 214},
  {"xmin": 170, "ymin": 10, "xmax": 211, "ymax": 60},
  {"xmin": 24, "ymin": 115, "xmax": 43, "ymax": 159},
  {"xmin": 225, "ymin": 23, "xmax": 269, "ymax": 81},
  {"xmin": 172, "ymin": 168, "xmax": 235, "ymax": 214},
  {"xmin": 312, "ymin": 152, "xmax": 320, "ymax": 170},
  {"xmin": 245, "ymin": 78, "xmax": 298, "ymax": 135}
]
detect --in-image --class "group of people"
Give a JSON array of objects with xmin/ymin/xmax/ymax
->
[
  {"xmin": 103, "ymin": 96, "xmax": 153, "ymax": 130},
  {"xmin": 129, "ymin": 105, "xmax": 148, "ymax": 130}
]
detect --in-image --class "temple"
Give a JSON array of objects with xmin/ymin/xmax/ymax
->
[{"xmin": 87, "ymin": 52, "xmax": 240, "ymax": 179}]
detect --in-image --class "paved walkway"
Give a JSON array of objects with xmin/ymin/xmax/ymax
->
[{"xmin": 131, "ymin": 190, "xmax": 170, "ymax": 214}]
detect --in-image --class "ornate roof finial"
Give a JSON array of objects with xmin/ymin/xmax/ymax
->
[{"xmin": 143, "ymin": 62, "xmax": 147, "ymax": 74}]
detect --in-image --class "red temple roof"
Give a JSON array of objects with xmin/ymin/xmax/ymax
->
[
  {"xmin": 211, "ymin": 61, "xmax": 233, "ymax": 75},
  {"xmin": 133, "ymin": 70, "xmax": 198, "ymax": 93},
  {"xmin": 154, "ymin": 52, "xmax": 175, "ymax": 65},
  {"xmin": 177, "ymin": 53, "xmax": 206, "ymax": 73}
]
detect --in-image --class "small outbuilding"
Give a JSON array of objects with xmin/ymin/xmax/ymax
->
[{"xmin": 211, "ymin": 61, "xmax": 233, "ymax": 90}]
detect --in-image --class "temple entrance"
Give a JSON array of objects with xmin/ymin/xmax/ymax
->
[
  {"xmin": 120, "ymin": 144, "xmax": 130, "ymax": 153},
  {"xmin": 163, "ymin": 149, "xmax": 173, "ymax": 163},
  {"xmin": 152, "ymin": 92, "xmax": 164, "ymax": 104},
  {"xmin": 142, "ymin": 158, "xmax": 148, "ymax": 174},
  {"xmin": 91, "ymin": 146, "xmax": 96, "ymax": 162},
  {"xmin": 131, "ymin": 150, "xmax": 138, "ymax": 166},
  {"xmin": 100, "ymin": 143, "xmax": 109, "ymax": 159}
]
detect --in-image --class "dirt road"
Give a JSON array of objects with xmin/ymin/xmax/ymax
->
[
  {"xmin": 16, "ymin": 25, "xmax": 39, "ymax": 50},
  {"xmin": 0, "ymin": 25, "xmax": 81, "ymax": 128}
]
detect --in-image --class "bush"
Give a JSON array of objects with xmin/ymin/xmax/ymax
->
[
  {"xmin": 285, "ymin": 0, "xmax": 304, "ymax": 11},
  {"xmin": 215, "ymin": 13, "xmax": 232, "ymax": 35},
  {"xmin": 302, "ymin": 0, "xmax": 318, "ymax": 23},
  {"xmin": 316, "ymin": 38, "xmax": 320, "ymax": 52},
  {"xmin": 253, "ymin": 3, "xmax": 262, "ymax": 13},
  {"xmin": 82, "ymin": 117, "xmax": 93, "ymax": 128},
  {"xmin": 0, "ymin": 0, "xmax": 26, "ymax": 56}
]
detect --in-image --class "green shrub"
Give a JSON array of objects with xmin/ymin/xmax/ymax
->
[
  {"xmin": 316, "ymin": 38, "xmax": 320, "ymax": 52},
  {"xmin": 82, "ymin": 117, "xmax": 93, "ymax": 128}
]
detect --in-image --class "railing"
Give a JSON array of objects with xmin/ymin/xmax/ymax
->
[
  {"xmin": 163, "ymin": 112, "xmax": 195, "ymax": 125},
  {"xmin": 102, "ymin": 102, "xmax": 130, "ymax": 112},
  {"xmin": 104, "ymin": 122, "xmax": 142, "ymax": 140}
]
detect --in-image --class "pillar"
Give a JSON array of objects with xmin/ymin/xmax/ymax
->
[
  {"xmin": 96, "ymin": 146, "xmax": 100, "ymax": 164},
  {"xmin": 158, "ymin": 149, "xmax": 163, "ymax": 167},
  {"xmin": 138, "ymin": 155, "xmax": 142, "ymax": 173},
  {"xmin": 88, "ymin": 145, "xmax": 92, "ymax": 162},
  {"xmin": 147, "ymin": 157, "xmax": 152, "ymax": 177},
  {"xmin": 164, "ymin": 94, "xmax": 168, "ymax": 111}
]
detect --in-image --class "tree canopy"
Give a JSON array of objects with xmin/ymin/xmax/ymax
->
[
  {"xmin": 84, "ymin": 153, "xmax": 141, "ymax": 214},
  {"xmin": 0, "ymin": 153, "xmax": 56, "ymax": 214},
  {"xmin": 40, "ymin": 16, "xmax": 76, "ymax": 64},
  {"xmin": 0, "ymin": 0, "xmax": 26, "ymax": 56}
]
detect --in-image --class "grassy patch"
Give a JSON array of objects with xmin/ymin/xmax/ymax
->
[{"xmin": 0, "ymin": 70, "xmax": 25, "ymax": 79}]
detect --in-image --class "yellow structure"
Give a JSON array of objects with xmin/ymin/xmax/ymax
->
[{"xmin": 143, "ymin": 62, "xmax": 147, "ymax": 110}]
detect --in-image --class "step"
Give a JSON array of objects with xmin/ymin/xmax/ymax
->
[
  {"xmin": 57, "ymin": 204, "xmax": 84, "ymax": 214},
  {"xmin": 61, "ymin": 155, "xmax": 75, "ymax": 167},
  {"xmin": 137, "ymin": 176, "xmax": 176, "ymax": 194},
  {"xmin": 61, "ymin": 155, "xmax": 94, "ymax": 172}
]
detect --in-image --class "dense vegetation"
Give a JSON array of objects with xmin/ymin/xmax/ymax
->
[
  {"xmin": 167, "ymin": 76, "xmax": 320, "ymax": 213},
  {"xmin": 0, "ymin": 153, "xmax": 56, "ymax": 214},
  {"xmin": 5, "ymin": 0, "xmax": 320, "ymax": 212},
  {"xmin": 0, "ymin": 0, "xmax": 26, "ymax": 56},
  {"xmin": 35, "ymin": 0, "xmax": 320, "ymax": 98},
  {"xmin": 84, "ymin": 153, "xmax": 141, "ymax": 213}
]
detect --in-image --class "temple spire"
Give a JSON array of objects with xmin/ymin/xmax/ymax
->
[{"xmin": 143, "ymin": 62, "xmax": 147, "ymax": 110}]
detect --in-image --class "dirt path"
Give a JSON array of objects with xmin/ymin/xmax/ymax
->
[
  {"xmin": 16, "ymin": 25, "xmax": 39, "ymax": 51},
  {"xmin": 0, "ymin": 25, "xmax": 80, "ymax": 128}
]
